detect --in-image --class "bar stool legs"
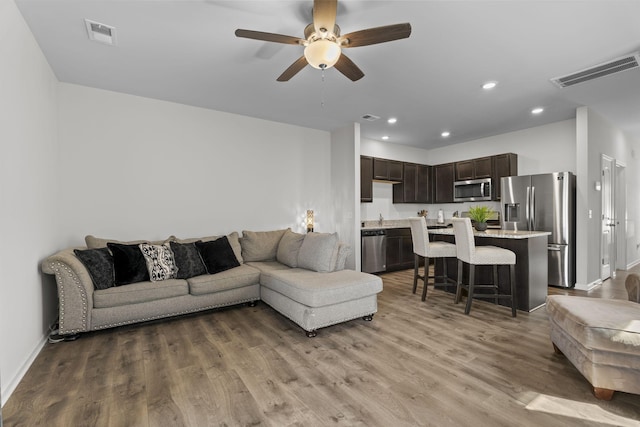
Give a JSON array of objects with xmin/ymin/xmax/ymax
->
[{"xmin": 454, "ymin": 260, "xmax": 517, "ymax": 317}]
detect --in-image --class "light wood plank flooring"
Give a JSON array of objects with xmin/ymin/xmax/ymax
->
[{"xmin": 4, "ymin": 268, "xmax": 640, "ymax": 426}]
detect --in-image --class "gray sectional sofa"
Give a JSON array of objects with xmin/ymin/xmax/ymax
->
[{"xmin": 42, "ymin": 229, "xmax": 383, "ymax": 338}]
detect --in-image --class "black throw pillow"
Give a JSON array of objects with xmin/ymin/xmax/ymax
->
[
  {"xmin": 74, "ymin": 247, "xmax": 114, "ymax": 290},
  {"xmin": 195, "ymin": 236, "xmax": 240, "ymax": 275},
  {"xmin": 169, "ymin": 241, "xmax": 208, "ymax": 279},
  {"xmin": 107, "ymin": 242, "xmax": 150, "ymax": 286}
]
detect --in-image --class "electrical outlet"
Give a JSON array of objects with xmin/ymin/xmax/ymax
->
[{"xmin": 588, "ymin": 209, "xmax": 592, "ymax": 219}]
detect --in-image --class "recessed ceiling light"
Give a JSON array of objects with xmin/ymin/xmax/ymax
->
[
  {"xmin": 382, "ymin": 135, "xmax": 390, "ymax": 140},
  {"xmin": 531, "ymin": 107, "xmax": 544, "ymax": 115},
  {"xmin": 387, "ymin": 117, "xmax": 397, "ymax": 124},
  {"xmin": 441, "ymin": 131, "xmax": 450, "ymax": 138},
  {"xmin": 482, "ymin": 81, "xmax": 497, "ymax": 90}
]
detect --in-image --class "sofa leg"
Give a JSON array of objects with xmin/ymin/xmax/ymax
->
[
  {"xmin": 306, "ymin": 330, "xmax": 317, "ymax": 338},
  {"xmin": 248, "ymin": 300, "xmax": 258, "ymax": 307},
  {"xmin": 362, "ymin": 314, "xmax": 374, "ymax": 321},
  {"xmin": 593, "ymin": 387, "xmax": 615, "ymax": 401},
  {"xmin": 552, "ymin": 342, "xmax": 564, "ymax": 355}
]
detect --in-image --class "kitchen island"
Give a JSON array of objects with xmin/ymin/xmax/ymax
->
[{"xmin": 428, "ymin": 228, "xmax": 551, "ymax": 312}]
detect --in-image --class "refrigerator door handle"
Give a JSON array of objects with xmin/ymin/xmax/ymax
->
[
  {"xmin": 526, "ymin": 186, "xmax": 530, "ymax": 230},
  {"xmin": 548, "ymin": 247, "xmax": 562, "ymax": 251},
  {"xmin": 530, "ymin": 186, "xmax": 535, "ymax": 230}
]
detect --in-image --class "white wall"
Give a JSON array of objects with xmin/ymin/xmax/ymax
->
[
  {"xmin": 360, "ymin": 120, "xmax": 576, "ymax": 223},
  {"xmin": 57, "ymin": 83, "xmax": 333, "ymax": 246},
  {"xmin": 576, "ymin": 107, "xmax": 640, "ymax": 289},
  {"xmin": 0, "ymin": 0, "xmax": 60, "ymax": 405}
]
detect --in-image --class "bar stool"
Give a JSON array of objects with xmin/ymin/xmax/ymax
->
[
  {"xmin": 408, "ymin": 217, "xmax": 457, "ymax": 301},
  {"xmin": 450, "ymin": 218, "xmax": 517, "ymax": 317}
]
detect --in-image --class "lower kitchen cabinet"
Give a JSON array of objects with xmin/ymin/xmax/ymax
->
[{"xmin": 385, "ymin": 228, "xmax": 415, "ymax": 271}]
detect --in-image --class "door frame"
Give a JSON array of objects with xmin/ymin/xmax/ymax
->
[
  {"xmin": 601, "ymin": 154, "xmax": 615, "ymax": 280},
  {"xmin": 615, "ymin": 161, "xmax": 627, "ymax": 270}
]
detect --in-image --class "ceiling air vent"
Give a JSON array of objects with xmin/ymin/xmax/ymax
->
[
  {"xmin": 84, "ymin": 19, "xmax": 117, "ymax": 45},
  {"xmin": 361, "ymin": 114, "xmax": 380, "ymax": 121},
  {"xmin": 551, "ymin": 53, "xmax": 640, "ymax": 88}
]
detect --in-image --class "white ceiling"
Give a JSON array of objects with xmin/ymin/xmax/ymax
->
[{"xmin": 15, "ymin": 0, "xmax": 640, "ymax": 149}]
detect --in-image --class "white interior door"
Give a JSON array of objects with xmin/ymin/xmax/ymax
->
[
  {"xmin": 615, "ymin": 162, "xmax": 627, "ymax": 270},
  {"xmin": 601, "ymin": 155, "xmax": 615, "ymax": 280}
]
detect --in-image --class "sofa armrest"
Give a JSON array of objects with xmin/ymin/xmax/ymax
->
[{"xmin": 42, "ymin": 248, "xmax": 94, "ymax": 334}]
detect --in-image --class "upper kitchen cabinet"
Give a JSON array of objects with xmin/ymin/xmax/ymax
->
[
  {"xmin": 373, "ymin": 158, "xmax": 403, "ymax": 181},
  {"xmin": 360, "ymin": 156, "xmax": 373, "ymax": 203},
  {"xmin": 455, "ymin": 156, "xmax": 492, "ymax": 181},
  {"xmin": 393, "ymin": 163, "xmax": 432, "ymax": 203},
  {"xmin": 434, "ymin": 162, "xmax": 455, "ymax": 203},
  {"xmin": 492, "ymin": 153, "xmax": 518, "ymax": 200}
]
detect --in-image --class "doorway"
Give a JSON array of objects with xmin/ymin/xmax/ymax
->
[
  {"xmin": 600, "ymin": 155, "xmax": 627, "ymax": 280},
  {"xmin": 601, "ymin": 155, "xmax": 614, "ymax": 280}
]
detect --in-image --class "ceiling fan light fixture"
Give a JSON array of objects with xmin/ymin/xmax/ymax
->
[{"xmin": 304, "ymin": 39, "xmax": 341, "ymax": 69}]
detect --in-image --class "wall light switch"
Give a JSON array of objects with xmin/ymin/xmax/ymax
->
[{"xmin": 588, "ymin": 209, "xmax": 592, "ymax": 219}]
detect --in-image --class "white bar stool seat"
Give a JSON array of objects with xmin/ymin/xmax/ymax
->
[
  {"xmin": 451, "ymin": 217, "xmax": 517, "ymax": 317},
  {"xmin": 408, "ymin": 217, "xmax": 457, "ymax": 301}
]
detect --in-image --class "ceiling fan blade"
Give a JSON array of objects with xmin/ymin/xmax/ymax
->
[
  {"xmin": 313, "ymin": 0, "xmax": 338, "ymax": 35},
  {"xmin": 235, "ymin": 29, "xmax": 305, "ymax": 45},
  {"xmin": 339, "ymin": 23, "xmax": 412, "ymax": 48},
  {"xmin": 277, "ymin": 56, "xmax": 309, "ymax": 81},
  {"xmin": 334, "ymin": 54, "xmax": 364, "ymax": 82}
]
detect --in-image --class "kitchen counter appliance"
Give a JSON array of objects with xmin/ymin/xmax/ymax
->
[
  {"xmin": 501, "ymin": 172, "xmax": 576, "ymax": 288},
  {"xmin": 453, "ymin": 177, "xmax": 492, "ymax": 202},
  {"xmin": 361, "ymin": 229, "xmax": 386, "ymax": 273}
]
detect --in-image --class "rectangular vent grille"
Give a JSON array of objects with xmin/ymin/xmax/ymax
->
[
  {"xmin": 361, "ymin": 114, "xmax": 380, "ymax": 121},
  {"xmin": 84, "ymin": 19, "xmax": 117, "ymax": 45},
  {"xmin": 551, "ymin": 53, "xmax": 640, "ymax": 88}
]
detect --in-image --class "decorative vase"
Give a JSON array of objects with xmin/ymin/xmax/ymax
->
[{"xmin": 474, "ymin": 221, "xmax": 487, "ymax": 231}]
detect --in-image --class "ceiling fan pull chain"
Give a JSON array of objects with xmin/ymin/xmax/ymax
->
[{"xmin": 320, "ymin": 68, "xmax": 326, "ymax": 108}]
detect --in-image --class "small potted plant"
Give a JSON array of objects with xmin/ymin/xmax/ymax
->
[{"xmin": 468, "ymin": 205, "xmax": 493, "ymax": 231}]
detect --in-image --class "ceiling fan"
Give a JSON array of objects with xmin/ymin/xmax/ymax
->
[{"xmin": 235, "ymin": 0, "xmax": 411, "ymax": 82}]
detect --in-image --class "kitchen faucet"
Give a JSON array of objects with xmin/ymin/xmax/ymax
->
[{"xmin": 378, "ymin": 213, "xmax": 384, "ymax": 226}]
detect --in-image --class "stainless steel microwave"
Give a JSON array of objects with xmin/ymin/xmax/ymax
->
[{"xmin": 453, "ymin": 177, "xmax": 492, "ymax": 202}]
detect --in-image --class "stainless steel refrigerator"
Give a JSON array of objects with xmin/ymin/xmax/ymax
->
[{"xmin": 501, "ymin": 172, "xmax": 576, "ymax": 288}]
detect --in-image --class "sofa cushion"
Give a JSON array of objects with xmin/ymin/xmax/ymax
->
[
  {"xmin": 139, "ymin": 243, "xmax": 178, "ymax": 282},
  {"xmin": 187, "ymin": 264, "xmax": 260, "ymax": 296},
  {"xmin": 74, "ymin": 247, "xmax": 115, "ymax": 290},
  {"xmin": 170, "ymin": 241, "xmax": 208, "ymax": 279},
  {"xmin": 260, "ymin": 268, "xmax": 383, "ymax": 308},
  {"xmin": 177, "ymin": 232, "xmax": 243, "ymax": 264},
  {"xmin": 195, "ymin": 236, "xmax": 241, "ymax": 274},
  {"xmin": 297, "ymin": 232, "xmax": 339, "ymax": 273},
  {"xmin": 335, "ymin": 243, "xmax": 352, "ymax": 271},
  {"xmin": 107, "ymin": 242, "xmax": 150, "ymax": 285},
  {"xmin": 241, "ymin": 229, "xmax": 287, "ymax": 262},
  {"xmin": 93, "ymin": 279, "xmax": 188, "ymax": 308},
  {"xmin": 85, "ymin": 235, "xmax": 176, "ymax": 249},
  {"xmin": 276, "ymin": 229, "xmax": 305, "ymax": 268}
]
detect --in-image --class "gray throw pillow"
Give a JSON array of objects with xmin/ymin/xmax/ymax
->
[
  {"xmin": 74, "ymin": 247, "xmax": 114, "ymax": 290},
  {"xmin": 276, "ymin": 229, "xmax": 305, "ymax": 268},
  {"xmin": 297, "ymin": 232, "xmax": 339, "ymax": 273},
  {"xmin": 241, "ymin": 229, "xmax": 287, "ymax": 262}
]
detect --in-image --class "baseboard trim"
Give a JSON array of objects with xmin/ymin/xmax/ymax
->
[
  {"xmin": 574, "ymin": 278, "xmax": 602, "ymax": 291},
  {"xmin": 1, "ymin": 333, "xmax": 48, "ymax": 407},
  {"xmin": 627, "ymin": 258, "xmax": 640, "ymax": 270}
]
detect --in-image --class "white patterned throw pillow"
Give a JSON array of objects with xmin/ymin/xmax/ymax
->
[{"xmin": 139, "ymin": 243, "xmax": 178, "ymax": 281}]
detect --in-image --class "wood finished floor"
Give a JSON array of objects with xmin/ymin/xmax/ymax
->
[{"xmin": 4, "ymin": 267, "xmax": 640, "ymax": 426}]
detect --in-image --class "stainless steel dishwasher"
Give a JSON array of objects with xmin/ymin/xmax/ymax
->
[{"xmin": 361, "ymin": 229, "xmax": 387, "ymax": 273}]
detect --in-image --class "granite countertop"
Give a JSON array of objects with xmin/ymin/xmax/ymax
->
[
  {"xmin": 428, "ymin": 228, "xmax": 551, "ymax": 239},
  {"xmin": 362, "ymin": 218, "xmax": 452, "ymax": 230}
]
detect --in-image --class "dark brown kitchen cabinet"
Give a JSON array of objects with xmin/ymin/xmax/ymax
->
[
  {"xmin": 455, "ymin": 156, "xmax": 492, "ymax": 181},
  {"xmin": 393, "ymin": 163, "xmax": 432, "ymax": 203},
  {"xmin": 385, "ymin": 228, "xmax": 415, "ymax": 271},
  {"xmin": 360, "ymin": 156, "xmax": 373, "ymax": 203},
  {"xmin": 434, "ymin": 163, "xmax": 455, "ymax": 203},
  {"xmin": 373, "ymin": 158, "xmax": 403, "ymax": 181},
  {"xmin": 492, "ymin": 153, "xmax": 518, "ymax": 200}
]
